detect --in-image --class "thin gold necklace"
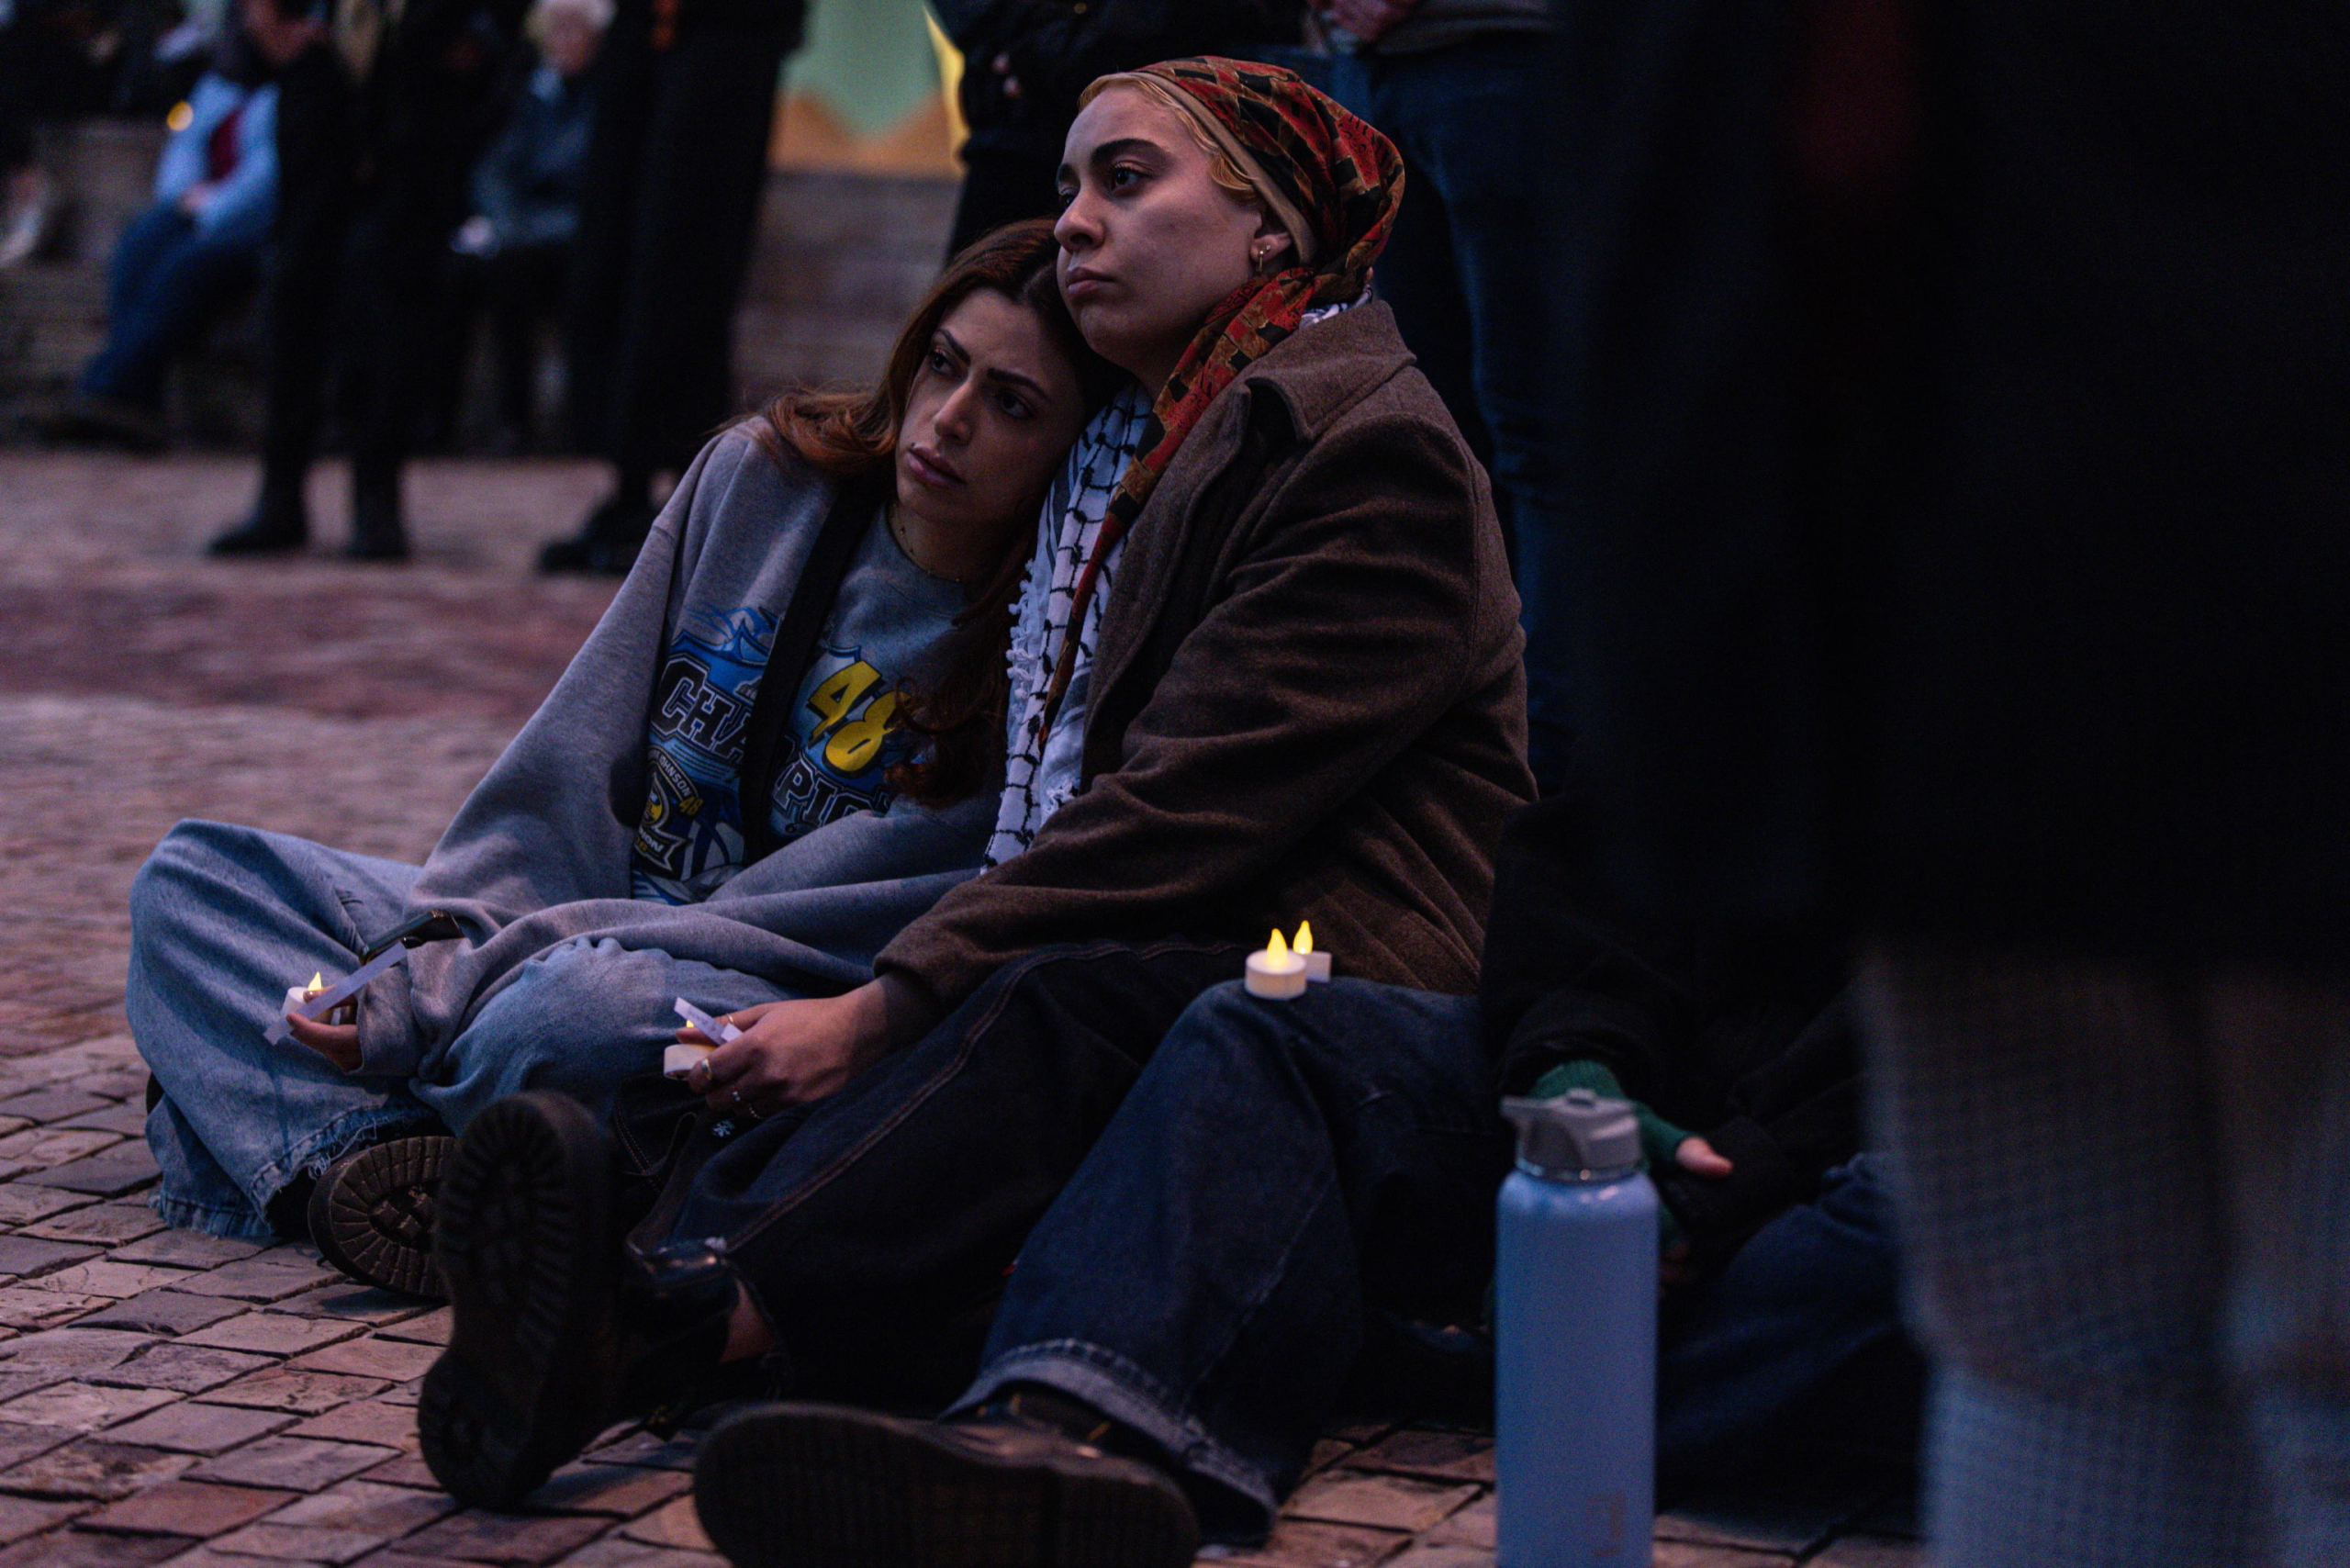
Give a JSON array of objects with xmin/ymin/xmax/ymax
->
[{"xmin": 888, "ymin": 504, "xmax": 975, "ymax": 586}]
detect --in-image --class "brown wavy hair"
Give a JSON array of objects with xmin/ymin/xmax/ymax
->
[{"xmin": 755, "ymin": 219, "xmax": 1117, "ymax": 806}]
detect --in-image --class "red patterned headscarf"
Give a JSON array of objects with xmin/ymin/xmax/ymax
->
[{"xmin": 1036, "ymin": 55, "xmax": 1405, "ymax": 724}]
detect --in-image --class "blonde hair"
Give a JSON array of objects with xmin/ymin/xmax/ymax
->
[
  {"xmin": 1079, "ymin": 73, "xmax": 1315, "ymax": 267},
  {"xmin": 529, "ymin": 0, "xmax": 610, "ymax": 42}
]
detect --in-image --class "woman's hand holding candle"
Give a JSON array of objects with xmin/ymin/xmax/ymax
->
[
  {"xmin": 683, "ymin": 977, "xmax": 940, "ymax": 1116},
  {"xmin": 284, "ymin": 1009, "xmax": 362, "ymax": 1071}
]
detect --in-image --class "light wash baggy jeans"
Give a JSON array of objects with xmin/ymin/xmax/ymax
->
[{"xmin": 128, "ymin": 820, "xmax": 794, "ymax": 1240}]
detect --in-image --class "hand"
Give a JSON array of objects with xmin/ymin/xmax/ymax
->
[
  {"xmin": 682, "ymin": 981, "xmax": 896, "ymax": 1116},
  {"xmin": 1322, "ymin": 0, "xmax": 1419, "ymax": 44},
  {"xmin": 285, "ymin": 1009, "xmax": 361, "ymax": 1072},
  {"xmin": 1659, "ymin": 1135, "xmax": 1732, "ymax": 1286},
  {"xmin": 178, "ymin": 183, "xmax": 216, "ymax": 217},
  {"xmin": 452, "ymin": 215, "xmax": 498, "ymax": 256}
]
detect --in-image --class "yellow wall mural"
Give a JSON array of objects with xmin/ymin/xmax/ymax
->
[{"xmin": 770, "ymin": 0, "xmax": 966, "ymax": 175}]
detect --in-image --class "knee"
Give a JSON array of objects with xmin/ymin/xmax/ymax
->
[{"xmin": 130, "ymin": 820, "xmax": 252, "ymax": 937}]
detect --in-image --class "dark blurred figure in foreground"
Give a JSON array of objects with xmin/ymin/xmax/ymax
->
[
  {"xmin": 430, "ymin": 0, "xmax": 601, "ymax": 454},
  {"xmin": 209, "ymin": 0, "xmax": 526, "ymax": 561},
  {"xmin": 1315, "ymin": 0, "xmax": 1566, "ymax": 789},
  {"xmin": 929, "ymin": 0, "xmax": 1306, "ymax": 256},
  {"xmin": 39, "ymin": 13, "xmax": 289, "ymax": 450},
  {"xmin": 535, "ymin": 0, "xmax": 803, "ymax": 574},
  {"xmin": 1551, "ymin": 3, "xmax": 2350, "ymax": 1562}
]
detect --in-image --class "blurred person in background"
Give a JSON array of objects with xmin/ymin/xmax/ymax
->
[
  {"xmin": 1550, "ymin": 3, "xmax": 2350, "ymax": 1564},
  {"xmin": 39, "ymin": 3, "xmax": 290, "ymax": 449},
  {"xmin": 207, "ymin": 0, "xmax": 527, "ymax": 561},
  {"xmin": 928, "ymin": 0, "xmax": 1307, "ymax": 258},
  {"xmin": 1315, "ymin": 0, "xmax": 1568, "ymax": 790},
  {"xmin": 534, "ymin": 0, "xmax": 805, "ymax": 574},
  {"xmin": 427, "ymin": 0, "xmax": 602, "ymax": 454}
]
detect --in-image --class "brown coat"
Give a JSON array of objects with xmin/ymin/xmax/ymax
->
[{"xmin": 876, "ymin": 301, "xmax": 1534, "ymax": 1009}]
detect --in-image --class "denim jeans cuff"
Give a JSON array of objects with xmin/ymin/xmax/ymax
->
[
  {"xmin": 953, "ymin": 1339, "xmax": 1281, "ymax": 1543},
  {"xmin": 246, "ymin": 1103, "xmax": 440, "ymax": 1217},
  {"xmin": 147, "ymin": 1186, "xmax": 281, "ymax": 1242}
]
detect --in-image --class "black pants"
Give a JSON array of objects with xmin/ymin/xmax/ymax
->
[
  {"xmin": 261, "ymin": 42, "xmax": 485, "ymax": 504},
  {"xmin": 562, "ymin": 2, "xmax": 791, "ymax": 484},
  {"xmin": 625, "ymin": 942, "xmax": 1241, "ymax": 1408},
  {"xmin": 946, "ymin": 145, "xmax": 1061, "ymax": 257}
]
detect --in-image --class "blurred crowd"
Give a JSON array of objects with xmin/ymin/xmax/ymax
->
[
  {"xmin": 17, "ymin": 1, "xmax": 2347, "ymax": 1563},
  {"xmin": 6, "ymin": 0, "xmax": 1572, "ymax": 582}
]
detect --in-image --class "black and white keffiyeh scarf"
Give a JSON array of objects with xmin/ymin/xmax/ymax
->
[{"xmin": 986, "ymin": 385, "xmax": 1152, "ymax": 867}]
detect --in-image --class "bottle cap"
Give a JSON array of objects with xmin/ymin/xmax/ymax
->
[{"xmin": 1502, "ymin": 1088, "xmax": 1641, "ymax": 1178}]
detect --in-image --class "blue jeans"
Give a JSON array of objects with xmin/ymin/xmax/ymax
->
[
  {"xmin": 81, "ymin": 203, "xmax": 261, "ymax": 409},
  {"xmin": 955, "ymin": 980, "xmax": 1907, "ymax": 1541},
  {"xmin": 127, "ymin": 820, "xmax": 792, "ymax": 1239},
  {"xmin": 1327, "ymin": 38, "xmax": 1573, "ymax": 790}
]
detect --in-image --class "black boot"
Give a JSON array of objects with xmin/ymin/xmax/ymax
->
[
  {"xmin": 694, "ymin": 1395, "xmax": 1201, "ymax": 1568},
  {"xmin": 308, "ymin": 1133, "xmax": 456, "ymax": 1299},
  {"xmin": 539, "ymin": 492, "xmax": 657, "ymax": 576},
  {"xmin": 208, "ymin": 486, "xmax": 308, "ymax": 556},
  {"xmin": 420, "ymin": 1092, "xmax": 737, "ymax": 1507},
  {"xmin": 347, "ymin": 471, "xmax": 409, "ymax": 562}
]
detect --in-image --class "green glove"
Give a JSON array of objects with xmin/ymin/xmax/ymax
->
[{"xmin": 1525, "ymin": 1059, "xmax": 1698, "ymax": 1252}]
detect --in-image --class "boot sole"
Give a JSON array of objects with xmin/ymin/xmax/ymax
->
[
  {"xmin": 420, "ymin": 1093, "xmax": 618, "ymax": 1507},
  {"xmin": 308, "ymin": 1134, "xmax": 454, "ymax": 1298},
  {"xmin": 693, "ymin": 1402, "xmax": 1201, "ymax": 1568}
]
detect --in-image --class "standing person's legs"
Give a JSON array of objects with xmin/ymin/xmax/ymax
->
[
  {"xmin": 597, "ymin": 19, "xmax": 787, "ymax": 534},
  {"xmin": 560, "ymin": 0, "xmax": 655, "ymax": 463},
  {"xmin": 946, "ymin": 146, "xmax": 1059, "ymax": 257},
  {"xmin": 1860, "ymin": 947, "xmax": 2266, "ymax": 1567},
  {"xmin": 2206, "ymin": 975, "xmax": 2350, "ymax": 1564},
  {"xmin": 128, "ymin": 821, "xmax": 434, "ymax": 1238},
  {"xmin": 343, "ymin": 67, "xmax": 489, "ymax": 556},
  {"xmin": 219, "ymin": 43, "xmax": 354, "ymax": 552},
  {"xmin": 1330, "ymin": 41, "xmax": 1571, "ymax": 785},
  {"xmin": 1326, "ymin": 54, "xmax": 1488, "ymax": 480}
]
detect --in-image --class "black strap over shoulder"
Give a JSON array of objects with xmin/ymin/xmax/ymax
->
[{"xmin": 738, "ymin": 479, "xmax": 884, "ymax": 862}]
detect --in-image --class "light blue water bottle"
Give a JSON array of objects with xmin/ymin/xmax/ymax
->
[{"xmin": 1495, "ymin": 1088, "xmax": 1658, "ymax": 1568}]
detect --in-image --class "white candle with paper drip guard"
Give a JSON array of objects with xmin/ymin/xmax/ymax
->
[
  {"xmin": 1293, "ymin": 921, "xmax": 1332, "ymax": 983},
  {"xmin": 280, "ymin": 972, "xmax": 356, "ymax": 1030},
  {"xmin": 1244, "ymin": 927, "xmax": 1309, "ymax": 1001},
  {"xmin": 666, "ymin": 998, "xmax": 744, "ymax": 1080},
  {"xmin": 265, "ymin": 949, "xmax": 410, "ymax": 1044}
]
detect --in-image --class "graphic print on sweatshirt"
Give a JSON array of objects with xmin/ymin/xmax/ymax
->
[
  {"xmin": 631, "ymin": 512, "xmax": 969, "ymax": 904},
  {"xmin": 632, "ymin": 605, "xmax": 777, "ymax": 903}
]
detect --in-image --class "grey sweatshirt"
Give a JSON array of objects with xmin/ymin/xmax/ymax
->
[{"xmin": 353, "ymin": 426, "xmax": 996, "ymax": 1080}]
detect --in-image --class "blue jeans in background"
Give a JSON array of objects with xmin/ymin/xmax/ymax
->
[
  {"xmin": 81, "ymin": 204, "xmax": 262, "ymax": 410},
  {"xmin": 1327, "ymin": 38, "xmax": 1574, "ymax": 790},
  {"xmin": 956, "ymin": 979, "xmax": 1908, "ymax": 1542},
  {"xmin": 127, "ymin": 820, "xmax": 791, "ymax": 1238}
]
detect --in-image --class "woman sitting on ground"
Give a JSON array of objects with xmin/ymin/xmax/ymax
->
[
  {"xmin": 417, "ymin": 56, "xmax": 1536, "ymax": 1518},
  {"xmin": 126, "ymin": 220, "xmax": 1112, "ymax": 1291}
]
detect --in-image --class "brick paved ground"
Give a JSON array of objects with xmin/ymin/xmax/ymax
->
[{"xmin": 0, "ymin": 451, "xmax": 1927, "ymax": 1567}]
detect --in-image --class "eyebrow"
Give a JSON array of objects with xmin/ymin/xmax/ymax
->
[
  {"xmin": 1056, "ymin": 136, "xmax": 1166, "ymax": 188},
  {"xmin": 936, "ymin": 325, "xmax": 1054, "ymax": 403}
]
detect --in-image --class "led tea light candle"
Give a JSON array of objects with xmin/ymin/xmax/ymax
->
[
  {"xmin": 1245, "ymin": 928, "xmax": 1309, "ymax": 1001},
  {"xmin": 666, "ymin": 997, "xmax": 743, "ymax": 1079},
  {"xmin": 280, "ymin": 971, "xmax": 356, "ymax": 1029},
  {"xmin": 1293, "ymin": 921, "xmax": 1331, "ymax": 983}
]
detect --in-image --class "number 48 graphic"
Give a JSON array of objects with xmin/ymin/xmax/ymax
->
[{"xmin": 805, "ymin": 661, "xmax": 901, "ymax": 775}]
